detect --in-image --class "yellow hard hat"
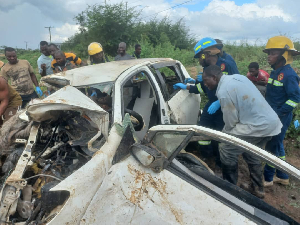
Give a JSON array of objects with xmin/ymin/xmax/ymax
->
[
  {"xmin": 88, "ymin": 42, "xmax": 103, "ymax": 56},
  {"xmin": 263, "ymin": 36, "xmax": 300, "ymax": 64}
]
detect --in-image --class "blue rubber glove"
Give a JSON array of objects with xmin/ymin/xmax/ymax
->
[
  {"xmin": 36, "ymin": 87, "xmax": 43, "ymax": 97},
  {"xmin": 208, "ymin": 100, "xmax": 221, "ymax": 114},
  {"xmin": 184, "ymin": 78, "xmax": 195, "ymax": 84},
  {"xmin": 294, "ymin": 120, "xmax": 299, "ymax": 129},
  {"xmin": 173, "ymin": 83, "xmax": 187, "ymax": 90},
  {"xmin": 197, "ymin": 74, "xmax": 203, "ymax": 82},
  {"xmin": 91, "ymin": 90, "xmax": 97, "ymax": 97}
]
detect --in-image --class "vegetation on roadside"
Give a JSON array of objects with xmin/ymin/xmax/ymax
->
[{"xmin": 62, "ymin": 2, "xmax": 194, "ymax": 57}]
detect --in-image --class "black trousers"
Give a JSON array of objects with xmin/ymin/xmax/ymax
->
[
  {"xmin": 21, "ymin": 91, "xmax": 39, "ymax": 108},
  {"xmin": 197, "ymin": 102, "xmax": 225, "ymax": 166}
]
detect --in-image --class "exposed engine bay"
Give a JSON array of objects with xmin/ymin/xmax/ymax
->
[{"xmin": 0, "ymin": 86, "xmax": 109, "ymax": 225}]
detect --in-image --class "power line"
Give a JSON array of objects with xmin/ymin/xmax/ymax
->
[{"xmin": 143, "ymin": 0, "xmax": 194, "ymax": 19}]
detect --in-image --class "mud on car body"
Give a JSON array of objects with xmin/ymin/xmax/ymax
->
[{"xmin": 0, "ymin": 59, "xmax": 299, "ymax": 225}]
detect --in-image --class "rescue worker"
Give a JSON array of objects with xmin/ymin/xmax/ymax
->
[
  {"xmin": 246, "ymin": 62, "xmax": 269, "ymax": 97},
  {"xmin": 202, "ymin": 65, "xmax": 282, "ymax": 198},
  {"xmin": 215, "ymin": 39, "xmax": 237, "ymax": 67},
  {"xmin": 1, "ymin": 47, "xmax": 43, "ymax": 108},
  {"xmin": 88, "ymin": 42, "xmax": 109, "ymax": 65},
  {"xmin": 132, "ymin": 44, "xmax": 142, "ymax": 59},
  {"xmin": 263, "ymin": 36, "xmax": 300, "ymax": 187},
  {"xmin": 87, "ymin": 42, "xmax": 109, "ymax": 97},
  {"xmin": 173, "ymin": 37, "xmax": 239, "ymax": 173},
  {"xmin": 0, "ymin": 77, "xmax": 22, "ymax": 124}
]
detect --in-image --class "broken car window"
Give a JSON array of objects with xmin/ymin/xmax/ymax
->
[
  {"xmin": 156, "ymin": 66, "xmax": 182, "ymax": 99},
  {"xmin": 85, "ymin": 82, "xmax": 114, "ymax": 111},
  {"xmin": 122, "ymin": 72, "xmax": 160, "ymax": 140},
  {"xmin": 152, "ymin": 132, "xmax": 186, "ymax": 158}
]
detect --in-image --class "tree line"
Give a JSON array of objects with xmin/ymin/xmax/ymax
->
[{"xmin": 62, "ymin": 2, "xmax": 194, "ymax": 57}]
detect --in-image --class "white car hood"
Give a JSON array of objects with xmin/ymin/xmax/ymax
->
[{"xmin": 26, "ymin": 86, "xmax": 109, "ymax": 140}]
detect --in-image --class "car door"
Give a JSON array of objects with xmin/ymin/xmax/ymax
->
[
  {"xmin": 80, "ymin": 124, "xmax": 300, "ymax": 224},
  {"xmin": 129, "ymin": 124, "xmax": 300, "ymax": 225},
  {"xmin": 113, "ymin": 65, "xmax": 171, "ymax": 141},
  {"xmin": 151, "ymin": 61, "xmax": 201, "ymax": 125}
]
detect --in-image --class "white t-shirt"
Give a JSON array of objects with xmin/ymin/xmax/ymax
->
[{"xmin": 37, "ymin": 54, "xmax": 53, "ymax": 75}]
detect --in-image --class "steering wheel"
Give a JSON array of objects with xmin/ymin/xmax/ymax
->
[{"xmin": 124, "ymin": 108, "xmax": 144, "ymax": 131}]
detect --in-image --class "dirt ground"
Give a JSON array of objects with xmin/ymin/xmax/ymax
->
[
  {"xmin": 189, "ymin": 144, "xmax": 300, "ymax": 223},
  {"xmin": 186, "ymin": 66, "xmax": 300, "ymax": 223},
  {"xmin": 238, "ymin": 153, "xmax": 300, "ymax": 223}
]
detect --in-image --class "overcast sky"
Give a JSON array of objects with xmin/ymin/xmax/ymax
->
[{"xmin": 0, "ymin": 0, "xmax": 299, "ymax": 49}]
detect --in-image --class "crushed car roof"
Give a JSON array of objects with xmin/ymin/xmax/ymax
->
[{"xmin": 42, "ymin": 58, "xmax": 175, "ymax": 86}]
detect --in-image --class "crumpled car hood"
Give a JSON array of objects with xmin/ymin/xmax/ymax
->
[{"xmin": 27, "ymin": 86, "xmax": 109, "ymax": 140}]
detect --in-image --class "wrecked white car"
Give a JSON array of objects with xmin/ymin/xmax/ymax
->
[{"xmin": 0, "ymin": 59, "xmax": 299, "ymax": 225}]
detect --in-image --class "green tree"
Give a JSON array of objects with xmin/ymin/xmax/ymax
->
[
  {"xmin": 63, "ymin": 3, "xmax": 141, "ymax": 57},
  {"xmin": 135, "ymin": 17, "xmax": 193, "ymax": 50},
  {"xmin": 63, "ymin": 3, "xmax": 194, "ymax": 57}
]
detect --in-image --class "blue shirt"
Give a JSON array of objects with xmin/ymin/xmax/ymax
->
[
  {"xmin": 266, "ymin": 64, "xmax": 300, "ymax": 117},
  {"xmin": 222, "ymin": 51, "xmax": 237, "ymax": 68},
  {"xmin": 37, "ymin": 54, "xmax": 53, "ymax": 75},
  {"xmin": 189, "ymin": 57, "xmax": 240, "ymax": 103}
]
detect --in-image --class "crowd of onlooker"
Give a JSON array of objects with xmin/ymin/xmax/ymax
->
[{"xmin": 0, "ymin": 41, "xmax": 142, "ymax": 124}]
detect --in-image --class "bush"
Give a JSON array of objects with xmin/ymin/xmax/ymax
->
[
  {"xmin": 126, "ymin": 35, "xmax": 196, "ymax": 66},
  {"xmin": 62, "ymin": 2, "xmax": 194, "ymax": 57}
]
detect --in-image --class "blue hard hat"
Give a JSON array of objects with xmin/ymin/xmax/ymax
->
[{"xmin": 194, "ymin": 37, "xmax": 218, "ymax": 58}]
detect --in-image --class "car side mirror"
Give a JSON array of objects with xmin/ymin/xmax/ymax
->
[{"xmin": 130, "ymin": 143, "xmax": 169, "ymax": 173}]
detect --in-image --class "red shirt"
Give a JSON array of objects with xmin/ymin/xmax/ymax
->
[{"xmin": 247, "ymin": 69, "xmax": 270, "ymax": 85}]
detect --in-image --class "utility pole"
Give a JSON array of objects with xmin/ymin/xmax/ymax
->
[
  {"xmin": 24, "ymin": 41, "xmax": 28, "ymax": 50},
  {"xmin": 45, "ymin": 26, "xmax": 54, "ymax": 43}
]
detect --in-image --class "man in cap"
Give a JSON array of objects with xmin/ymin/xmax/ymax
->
[
  {"xmin": 87, "ymin": 42, "xmax": 110, "ymax": 97},
  {"xmin": 202, "ymin": 65, "xmax": 282, "ymax": 198},
  {"xmin": 263, "ymin": 36, "xmax": 300, "ymax": 187},
  {"xmin": 115, "ymin": 42, "xmax": 135, "ymax": 61},
  {"xmin": 88, "ymin": 42, "xmax": 110, "ymax": 65},
  {"xmin": 173, "ymin": 37, "xmax": 239, "ymax": 174}
]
